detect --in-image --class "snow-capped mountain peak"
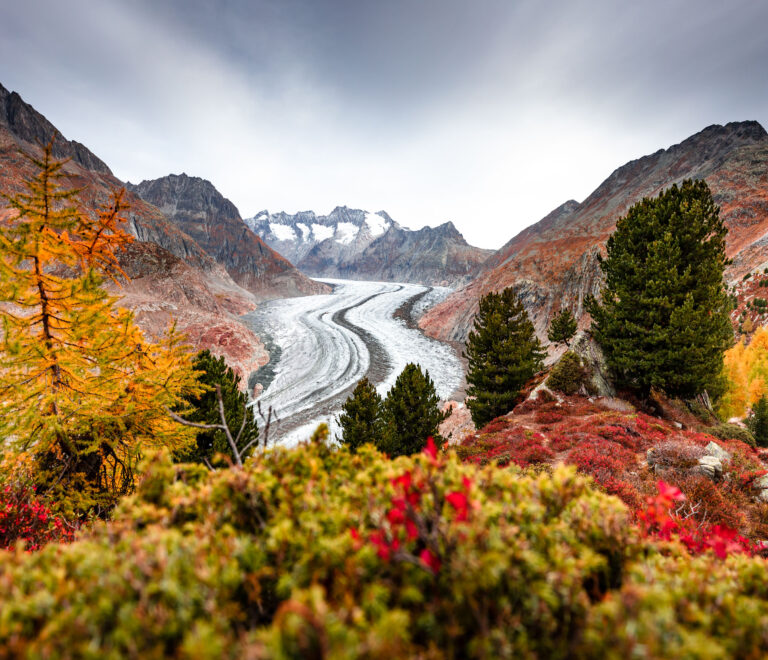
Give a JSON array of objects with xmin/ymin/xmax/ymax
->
[
  {"xmin": 245, "ymin": 207, "xmax": 394, "ymax": 265},
  {"xmin": 245, "ymin": 206, "xmax": 491, "ymax": 287}
]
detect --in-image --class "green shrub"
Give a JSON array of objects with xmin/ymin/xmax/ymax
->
[
  {"xmin": 2, "ymin": 444, "xmax": 768, "ymax": 657},
  {"xmin": 0, "ymin": 444, "xmax": 633, "ymax": 658},
  {"xmin": 547, "ymin": 351, "xmax": 590, "ymax": 395},
  {"xmin": 705, "ymin": 422, "xmax": 756, "ymax": 448}
]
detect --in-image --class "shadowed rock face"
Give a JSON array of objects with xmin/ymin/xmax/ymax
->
[
  {"xmin": 0, "ymin": 82, "xmax": 273, "ymax": 383},
  {"xmin": 127, "ymin": 175, "xmax": 328, "ymax": 299},
  {"xmin": 420, "ymin": 121, "xmax": 768, "ymax": 346},
  {"xmin": 249, "ymin": 206, "xmax": 492, "ymax": 287}
]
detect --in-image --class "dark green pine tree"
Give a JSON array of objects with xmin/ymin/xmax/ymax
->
[
  {"xmin": 337, "ymin": 377, "xmax": 384, "ymax": 452},
  {"xmin": 379, "ymin": 364, "xmax": 448, "ymax": 458},
  {"xmin": 587, "ymin": 179, "xmax": 733, "ymax": 398},
  {"xmin": 747, "ymin": 394, "xmax": 768, "ymax": 448},
  {"xmin": 176, "ymin": 350, "xmax": 259, "ymax": 466},
  {"xmin": 464, "ymin": 288, "xmax": 544, "ymax": 428},
  {"xmin": 547, "ymin": 308, "xmax": 577, "ymax": 347}
]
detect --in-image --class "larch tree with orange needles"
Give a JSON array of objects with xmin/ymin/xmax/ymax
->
[{"xmin": 0, "ymin": 142, "xmax": 199, "ymax": 515}]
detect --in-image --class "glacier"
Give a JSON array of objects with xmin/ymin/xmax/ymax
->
[{"xmin": 242, "ymin": 279, "xmax": 464, "ymax": 446}]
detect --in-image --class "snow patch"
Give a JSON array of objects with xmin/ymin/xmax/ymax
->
[
  {"xmin": 335, "ymin": 222, "xmax": 359, "ymax": 245},
  {"xmin": 312, "ymin": 224, "xmax": 334, "ymax": 241},
  {"xmin": 365, "ymin": 212, "xmax": 389, "ymax": 237},
  {"xmin": 270, "ymin": 223, "xmax": 296, "ymax": 242},
  {"xmin": 296, "ymin": 223, "xmax": 311, "ymax": 240}
]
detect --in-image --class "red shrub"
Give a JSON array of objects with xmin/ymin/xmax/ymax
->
[
  {"xmin": 639, "ymin": 481, "xmax": 753, "ymax": 558},
  {"xmin": 458, "ymin": 428, "xmax": 553, "ymax": 468},
  {"xmin": 635, "ymin": 414, "xmax": 672, "ymax": 443},
  {"xmin": 667, "ymin": 474, "xmax": 748, "ymax": 531},
  {"xmin": 567, "ymin": 438, "xmax": 638, "ymax": 481},
  {"xmin": 534, "ymin": 410, "xmax": 565, "ymax": 425},
  {"xmin": 1, "ymin": 484, "xmax": 76, "ymax": 551},
  {"xmin": 549, "ymin": 435, "xmax": 577, "ymax": 453},
  {"xmin": 479, "ymin": 417, "xmax": 511, "ymax": 434},
  {"xmin": 602, "ymin": 477, "xmax": 643, "ymax": 510},
  {"xmin": 597, "ymin": 424, "xmax": 642, "ymax": 451}
]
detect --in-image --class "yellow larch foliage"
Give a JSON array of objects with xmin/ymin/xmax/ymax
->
[
  {"xmin": 0, "ymin": 142, "xmax": 199, "ymax": 514},
  {"xmin": 719, "ymin": 325, "xmax": 768, "ymax": 419}
]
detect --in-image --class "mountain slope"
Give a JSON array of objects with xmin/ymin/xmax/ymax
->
[
  {"xmin": 127, "ymin": 175, "xmax": 327, "ymax": 299},
  {"xmin": 248, "ymin": 206, "xmax": 491, "ymax": 286},
  {"xmin": 420, "ymin": 121, "xmax": 768, "ymax": 344},
  {"xmin": 0, "ymin": 82, "xmax": 269, "ymax": 383}
]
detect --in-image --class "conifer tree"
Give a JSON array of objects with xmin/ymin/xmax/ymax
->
[
  {"xmin": 587, "ymin": 179, "xmax": 732, "ymax": 398},
  {"xmin": 547, "ymin": 308, "xmax": 577, "ymax": 347},
  {"xmin": 0, "ymin": 142, "xmax": 198, "ymax": 514},
  {"xmin": 464, "ymin": 288, "xmax": 544, "ymax": 428},
  {"xmin": 337, "ymin": 377, "xmax": 384, "ymax": 452},
  {"xmin": 380, "ymin": 364, "xmax": 447, "ymax": 457},
  {"xmin": 747, "ymin": 394, "xmax": 768, "ymax": 448},
  {"xmin": 176, "ymin": 350, "xmax": 259, "ymax": 466}
]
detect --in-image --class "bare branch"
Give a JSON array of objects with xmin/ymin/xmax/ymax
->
[{"xmin": 215, "ymin": 384, "xmax": 242, "ymax": 468}]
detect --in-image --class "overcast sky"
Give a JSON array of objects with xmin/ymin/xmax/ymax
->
[{"xmin": 2, "ymin": 0, "xmax": 767, "ymax": 248}]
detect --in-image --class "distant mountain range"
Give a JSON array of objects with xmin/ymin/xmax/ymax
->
[
  {"xmin": 248, "ymin": 207, "xmax": 492, "ymax": 287},
  {"xmin": 420, "ymin": 120, "xmax": 768, "ymax": 348}
]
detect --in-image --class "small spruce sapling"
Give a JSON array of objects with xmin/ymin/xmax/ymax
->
[
  {"xmin": 338, "ymin": 377, "xmax": 385, "ymax": 452},
  {"xmin": 380, "ymin": 364, "xmax": 448, "ymax": 457},
  {"xmin": 547, "ymin": 308, "xmax": 577, "ymax": 347}
]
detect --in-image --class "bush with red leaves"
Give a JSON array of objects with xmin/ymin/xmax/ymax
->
[
  {"xmin": 479, "ymin": 417, "xmax": 511, "ymax": 434},
  {"xmin": 639, "ymin": 481, "xmax": 754, "ymax": 558},
  {"xmin": 457, "ymin": 428, "xmax": 553, "ymax": 468},
  {"xmin": 533, "ymin": 410, "xmax": 565, "ymax": 425},
  {"xmin": 566, "ymin": 437, "xmax": 638, "ymax": 482},
  {"xmin": 1, "ymin": 484, "xmax": 76, "ymax": 551},
  {"xmin": 353, "ymin": 438, "xmax": 471, "ymax": 574},
  {"xmin": 596, "ymin": 424, "xmax": 643, "ymax": 451}
]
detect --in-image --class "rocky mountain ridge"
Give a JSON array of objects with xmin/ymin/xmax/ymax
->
[
  {"xmin": 127, "ymin": 174, "xmax": 327, "ymax": 299},
  {"xmin": 248, "ymin": 206, "xmax": 492, "ymax": 287},
  {"xmin": 420, "ymin": 121, "xmax": 768, "ymax": 348}
]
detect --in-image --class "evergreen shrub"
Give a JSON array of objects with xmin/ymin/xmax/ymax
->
[
  {"xmin": 547, "ymin": 351, "xmax": 590, "ymax": 395},
  {"xmin": 707, "ymin": 423, "xmax": 756, "ymax": 448}
]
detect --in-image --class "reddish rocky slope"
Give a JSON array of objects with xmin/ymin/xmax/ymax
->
[
  {"xmin": 0, "ymin": 82, "xmax": 270, "ymax": 383},
  {"xmin": 421, "ymin": 121, "xmax": 768, "ymax": 345}
]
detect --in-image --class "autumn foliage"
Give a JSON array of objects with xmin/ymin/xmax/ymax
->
[
  {"xmin": 0, "ymin": 143, "xmax": 198, "ymax": 514},
  {"xmin": 720, "ymin": 325, "xmax": 768, "ymax": 419},
  {"xmin": 1, "ymin": 441, "xmax": 768, "ymax": 657},
  {"xmin": 0, "ymin": 483, "xmax": 76, "ymax": 551}
]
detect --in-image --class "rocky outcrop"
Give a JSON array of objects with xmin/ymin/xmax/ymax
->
[
  {"xmin": 127, "ymin": 175, "xmax": 328, "ymax": 299},
  {"xmin": 696, "ymin": 442, "xmax": 731, "ymax": 480},
  {"xmin": 248, "ymin": 206, "xmax": 491, "ymax": 287},
  {"xmin": 421, "ymin": 121, "xmax": 768, "ymax": 345}
]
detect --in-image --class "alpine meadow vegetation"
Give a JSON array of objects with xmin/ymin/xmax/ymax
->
[
  {"xmin": 3, "ymin": 442, "xmax": 768, "ymax": 658},
  {"xmin": 588, "ymin": 179, "xmax": 733, "ymax": 398},
  {"xmin": 0, "ymin": 144, "xmax": 199, "ymax": 515},
  {"xmin": 464, "ymin": 287, "xmax": 544, "ymax": 427}
]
